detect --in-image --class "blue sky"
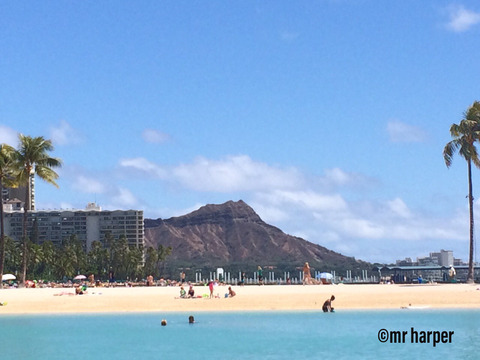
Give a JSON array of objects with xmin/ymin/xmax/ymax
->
[{"xmin": 1, "ymin": 1, "xmax": 480, "ymax": 264}]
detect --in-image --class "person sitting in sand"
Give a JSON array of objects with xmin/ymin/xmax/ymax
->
[
  {"xmin": 322, "ymin": 295, "xmax": 335, "ymax": 312},
  {"xmin": 228, "ymin": 286, "xmax": 236, "ymax": 297},
  {"xmin": 180, "ymin": 286, "xmax": 187, "ymax": 298},
  {"xmin": 188, "ymin": 285, "xmax": 195, "ymax": 298}
]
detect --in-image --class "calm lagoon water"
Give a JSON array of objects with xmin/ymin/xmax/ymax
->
[{"xmin": 0, "ymin": 310, "xmax": 479, "ymax": 359}]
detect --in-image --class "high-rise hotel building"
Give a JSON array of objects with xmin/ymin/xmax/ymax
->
[{"xmin": 4, "ymin": 203, "xmax": 144, "ymax": 250}]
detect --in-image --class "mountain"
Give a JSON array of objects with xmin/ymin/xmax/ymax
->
[{"xmin": 144, "ymin": 200, "xmax": 369, "ymax": 274}]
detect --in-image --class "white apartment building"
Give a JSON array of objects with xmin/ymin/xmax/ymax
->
[{"xmin": 4, "ymin": 203, "xmax": 144, "ymax": 251}]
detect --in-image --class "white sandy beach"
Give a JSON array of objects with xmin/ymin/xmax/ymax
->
[{"xmin": 0, "ymin": 283, "xmax": 479, "ymax": 314}]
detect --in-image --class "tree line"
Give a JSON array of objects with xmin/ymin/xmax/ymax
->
[{"xmin": 1, "ymin": 232, "xmax": 171, "ymax": 282}]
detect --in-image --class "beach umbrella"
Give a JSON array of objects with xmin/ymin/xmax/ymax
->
[
  {"xmin": 317, "ymin": 272, "xmax": 333, "ymax": 280},
  {"xmin": 1, "ymin": 274, "xmax": 16, "ymax": 281},
  {"xmin": 73, "ymin": 275, "xmax": 87, "ymax": 280}
]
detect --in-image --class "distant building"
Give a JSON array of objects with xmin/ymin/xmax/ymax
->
[
  {"xmin": 396, "ymin": 257, "xmax": 413, "ymax": 266},
  {"xmin": 454, "ymin": 258, "xmax": 462, "ymax": 266},
  {"xmin": 4, "ymin": 203, "xmax": 144, "ymax": 251},
  {"xmin": 2, "ymin": 174, "xmax": 35, "ymax": 210},
  {"xmin": 417, "ymin": 256, "xmax": 437, "ymax": 266},
  {"xmin": 396, "ymin": 249, "xmax": 458, "ymax": 267},
  {"xmin": 438, "ymin": 250, "xmax": 454, "ymax": 267},
  {"xmin": 2, "ymin": 198, "xmax": 24, "ymax": 212}
]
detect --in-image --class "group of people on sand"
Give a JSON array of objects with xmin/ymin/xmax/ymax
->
[
  {"xmin": 179, "ymin": 285, "xmax": 196, "ymax": 298},
  {"xmin": 178, "ymin": 283, "xmax": 237, "ymax": 299}
]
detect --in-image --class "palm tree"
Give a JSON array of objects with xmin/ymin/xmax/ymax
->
[
  {"xmin": 144, "ymin": 246, "xmax": 159, "ymax": 278},
  {"xmin": 157, "ymin": 244, "xmax": 172, "ymax": 277},
  {"xmin": 0, "ymin": 144, "xmax": 18, "ymax": 288},
  {"xmin": 444, "ymin": 101, "xmax": 480, "ymax": 283},
  {"xmin": 15, "ymin": 135, "xmax": 62, "ymax": 286}
]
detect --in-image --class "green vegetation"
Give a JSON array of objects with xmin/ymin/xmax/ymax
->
[
  {"xmin": 444, "ymin": 101, "xmax": 480, "ymax": 284},
  {"xmin": 1, "ymin": 233, "xmax": 171, "ymax": 282}
]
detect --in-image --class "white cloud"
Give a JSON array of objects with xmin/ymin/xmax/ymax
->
[
  {"xmin": 258, "ymin": 189, "xmax": 348, "ymax": 212},
  {"xmin": 120, "ymin": 155, "xmax": 304, "ymax": 192},
  {"xmin": 50, "ymin": 120, "xmax": 83, "ymax": 146},
  {"xmin": 119, "ymin": 157, "xmax": 167, "ymax": 178},
  {"xmin": 387, "ymin": 197, "xmax": 412, "ymax": 218},
  {"xmin": 172, "ymin": 155, "xmax": 304, "ymax": 192},
  {"xmin": 319, "ymin": 168, "xmax": 375, "ymax": 190},
  {"xmin": 72, "ymin": 175, "xmax": 106, "ymax": 194},
  {"xmin": 446, "ymin": 5, "xmax": 480, "ymax": 32},
  {"xmin": 112, "ymin": 187, "xmax": 138, "ymax": 208},
  {"xmin": 142, "ymin": 129, "xmax": 170, "ymax": 144},
  {"xmin": 387, "ymin": 120, "xmax": 427, "ymax": 143},
  {"xmin": 250, "ymin": 184, "xmax": 469, "ymax": 263},
  {"xmin": 0, "ymin": 125, "xmax": 18, "ymax": 146}
]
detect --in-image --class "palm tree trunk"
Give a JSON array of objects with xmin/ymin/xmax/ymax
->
[
  {"xmin": 0, "ymin": 181, "xmax": 5, "ymax": 289},
  {"xmin": 467, "ymin": 159, "xmax": 475, "ymax": 283},
  {"xmin": 21, "ymin": 180, "xmax": 30, "ymax": 287}
]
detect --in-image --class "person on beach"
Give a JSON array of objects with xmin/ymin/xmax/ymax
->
[
  {"xmin": 108, "ymin": 269, "xmax": 115, "ymax": 286},
  {"xmin": 75, "ymin": 284, "xmax": 86, "ymax": 295},
  {"xmin": 180, "ymin": 271, "xmax": 186, "ymax": 284},
  {"xmin": 188, "ymin": 285, "xmax": 195, "ymax": 298},
  {"xmin": 228, "ymin": 286, "xmax": 236, "ymax": 297},
  {"xmin": 303, "ymin": 262, "xmax": 311, "ymax": 285},
  {"xmin": 258, "ymin": 266, "xmax": 263, "ymax": 285},
  {"xmin": 180, "ymin": 286, "xmax": 187, "ymax": 298},
  {"xmin": 147, "ymin": 275, "xmax": 154, "ymax": 286},
  {"xmin": 209, "ymin": 281, "xmax": 214, "ymax": 298},
  {"xmin": 322, "ymin": 295, "xmax": 335, "ymax": 312}
]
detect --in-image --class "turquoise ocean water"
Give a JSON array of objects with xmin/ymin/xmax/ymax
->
[{"xmin": 0, "ymin": 310, "xmax": 478, "ymax": 359}]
